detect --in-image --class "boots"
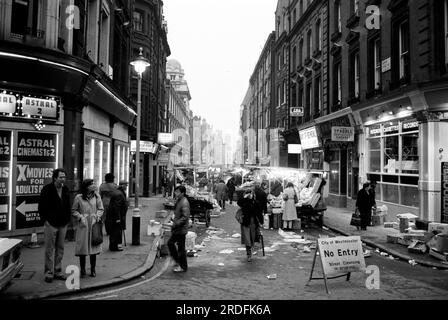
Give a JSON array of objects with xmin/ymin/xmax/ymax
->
[
  {"xmin": 246, "ymin": 246, "xmax": 252, "ymax": 262},
  {"xmin": 90, "ymin": 254, "xmax": 96, "ymax": 277},
  {"xmin": 79, "ymin": 256, "xmax": 87, "ymax": 278}
]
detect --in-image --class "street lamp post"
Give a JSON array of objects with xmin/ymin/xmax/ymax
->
[{"xmin": 130, "ymin": 47, "xmax": 150, "ymax": 246}]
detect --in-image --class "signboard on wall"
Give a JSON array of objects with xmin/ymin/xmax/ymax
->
[
  {"xmin": 290, "ymin": 107, "xmax": 304, "ymax": 117},
  {"xmin": 299, "ymin": 127, "xmax": 320, "ymax": 150},
  {"xmin": 288, "ymin": 144, "xmax": 302, "ymax": 154},
  {"xmin": 382, "ymin": 57, "xmax": 391, "ymax": 73},
  {"xmin": 331, "ymin": 127, "xmax": 355, "ymax": 142},
  {"xmin": 131, "ymin": 140, "xmax": 158, "ymax": 154},
  {"xmin": 0, "ymin": 131, "xmax": 11, "ymax": 231},
  {"xmin": 158, "ymin": 133, "xmax": 174, "ymax": 145},
  {"xmin": 442, "ymin": 162, "xmax": 448, "ymax": 224},
  {"xmin": 15, "ymin": 132, "xmax": 57, "ymax": 229}
]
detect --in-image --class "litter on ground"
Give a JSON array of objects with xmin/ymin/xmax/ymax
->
[
  {"xmin": 231, "ymin": 233, "xmax": 241, "ymax": 238},
  {"xmin": 303, "ymin": 246, "xmax": 311, "ymax": 253},
  {"xmin": 219, "ymin": 249, "xmax": 234, "ymax": 254},
  {"xmin": 218, "ymin": 263, "xmax": 225, "ymax": 266},
  {"xmin": 267, "ymin": 274, "xmax": 277, "ymax": 280}
]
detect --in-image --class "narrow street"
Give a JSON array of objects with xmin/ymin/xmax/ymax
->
[{"xmin": 63, "ymin": 204, "xmax": 448, "ymax": 301}]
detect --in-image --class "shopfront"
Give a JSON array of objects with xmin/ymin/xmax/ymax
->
[
  {"xmin": 130, "ymin": 140, "xmax": 159, "ymax": 197},
  {"xmin": 0, "ymin": 89, "xmax": 63, "ymax": 235},
  {"xmin": 316, "ymin": 112, "xmax": 357, "ymax": 208},
  {"xmin": 299, "ymin": 126, "xmax": 324, "ymax": 171}
]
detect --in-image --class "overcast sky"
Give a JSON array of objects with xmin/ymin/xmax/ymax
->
[{"xmin": 163, "ymin": 0, "xmax": 277, "ymax": 145}]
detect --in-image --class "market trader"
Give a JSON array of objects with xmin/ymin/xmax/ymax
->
[
  {"xmin": 39, "ymin": 168, "xmax": 71, "ymax": 283},
  {"xmin": 168, "ymin": 185, "xmax": 191, "ymax": 273}
]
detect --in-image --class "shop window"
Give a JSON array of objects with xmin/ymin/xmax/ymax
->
[
  {"xmin": 383, "ymin": 135, "xmax": 399, "ymax": 174},
  {"xmin": 382, "ymin": 184, "xmax": 399, "ymax": 204},
  {"xmin": 134, "ymin": 11, "xmax": 144, "ymax": 32},
  {"xmin": 329, "ymin": 150, "xmax": 340, "ymax": 194},
  {"xmin": 84, "ymin": 136, "xmax": 111, "ymax": 183},
  {"xmin": 400, "ymin": 185, "xmax": 419, "ymax": 207},
  {"xmin": 11, "ymin": 0, "xmax": 43, "ymax": 38},
  {"xmin": 401, "ymin": 133, "xmax": 418, "ymax": 174},
  {"xmin": 367, "ymin": 138, "xmax": 381, "ymax": 172}
]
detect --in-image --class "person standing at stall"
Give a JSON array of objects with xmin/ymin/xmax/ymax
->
[
  {"xmin": 237, "ymin": 190, "xmax": 264, "ymax": 262},
  {"xmin": 226, "ymin": 177, "xmax": 236, "ymax": 205},
  {"xmin": 356, "ymin": 182, "xmax": 375, "ymax": 231},
  {"xmin": 72, "ymin": 179, "xmax": 104, "ymax": 277},
  {"xmin": 39, "ymin": 168, "xmax": 71, "ymax": 283},
  {"xmin": 168, "ymin": 185, "xmax": 190, "ymax": 273},
  {"xmin": 254, "ymin": 183, "xmax": 268, "ymax": 215},
  {"xmin": 282, "ymin": 182, "xmax": 298, "ymax": 230}
]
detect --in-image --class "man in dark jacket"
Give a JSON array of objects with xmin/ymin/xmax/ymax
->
[
  {"xmin": 38, "ymin": 168, "xmax": 71, "ymax": 283},
  {"xmin": 106, "ymin": 180, "xmax": 129, "ymax": 251},
  {"xmin": 254, "ymin": 183, "xmax": 268, "ymax": 215},
  {"xmin": 226, "ymin": 178, "xmax": 236, "ymax": 204},
  {"xmin": 356, "ymin": 182, "xmax": 375, "ymax": 231},
  {"xmin": 168, "ymin": 185, "xmax": 190, "ymax": 272}
]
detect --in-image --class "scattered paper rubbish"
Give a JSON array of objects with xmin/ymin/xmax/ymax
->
[
  {"xmin": 141, "ymin": 276, "xmax": 145, "ymax": 279},
  {"xmin": 303, "ymin": 246, "xmax": 311, "ymax": 253},
  {"xmin": 237, "ymin": 248, "xmax": 246, "ymax": 251},
  {"xmin": 408, "ymin": 259, "xmax": 418, "ymax": 266},
  {"xmin": 300, "ymin": 230, "xmax": 305, "ymax": 233},
  {"xmin": 267, "ymin": 274, "xmax": 277, "ymax": 280},
  {"xmin": 218, "ymin": 263, "xmax": 225, "ymax": 266},
  {"xmin": 363, "ymin": 250, "xmax": 372, "ymax": 258},
  {"xmin": 264, "ymin": 247, "xmax": 278, "ymax": 253},
  {"xmin": 380, "ymin": 252, "xmax": 389, "ymax": 257},
  {"xmin": 388, "ymin": 255, "xmax": 395, "ymax": 260},
  {"xmin": 219, "ymin": 249, "xmax": 234, "ymax": 254},
  {"xmin": 283, "ymin": 238, "xmax": 313, "ymax": 244},
  {"xmin": 194, "ymin": 254, "xmax": 199, "ymax": 257},
  {"xmin": 278, "ymin": 229, "xmax": 305, "ymax": 239},
  {"xmin": 322, "ymin": 226, "xmax": 329, "ymax": 231},
  {"xmin": 232, "ymin": 233, "xmax": 241, "ymax": 238},
  {"xmin": 433, "ymin": 267, "xmax": 437, "ymax": 270},
  {"xmin": 209, "ymin": 235, "xmax": 222, "ymax": 240},
  {"xmin": 375, "ymin": 248, "xmax": 380, "ymax": 253},
  {"xmin": 298, "ymin": 266, "xmax": 304, "ymax": 270},
  {"xmin": 194, "ymin": 244, "xmax": 205, "ymax": 250}
]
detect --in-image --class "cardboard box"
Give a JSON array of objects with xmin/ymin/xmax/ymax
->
[
  {"xmin": 407, "ymin": 240, "xmax": 428, "ymax": 254},
  {"xmin": 428, "ymin": 223, "xmax": 448, "ymax": 235},
  {"xmin": 415, "ymin": 219, "xmax": 430, "ymax": 231},
  {"xmin": 372, "ymin": 214, "xmax": 386, "ymax": 226},
  {"xmin": 429, "ymin": 248, "xmax": 448, "ymax": 262},
  {"xmin": 387, "ymin": 234, "xmax": 401, "ymax": 244},
  {"xmin": 435, "ymin": 234, "xmax": 448, "ymax": 253},
  {"xmin": 397, "ymin": 237, "xmax": 413, "ymax": 246}
]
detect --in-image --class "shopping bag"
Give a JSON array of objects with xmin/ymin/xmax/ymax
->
[
  {"xmin": 350, "ymin": 209, "xmax": 361, "ymax": 227},
  {"xmin": 235, "ymin": 208, "xmax": 243, "ymax": 224},
  {"xmin": 91, "ymin": 221, "xmax": 104, "ymax": 246}
]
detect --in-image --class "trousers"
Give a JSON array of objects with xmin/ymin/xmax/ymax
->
[
  {"xmin": 44, "ymin": 221, "xmax": 67, "ymax": 276},
  {"xmin": 168, "ymin": 233, "xmax": 188, "ymax": 271}
]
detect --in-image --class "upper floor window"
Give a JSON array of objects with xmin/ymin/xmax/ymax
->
[
  {"xmin": 299, "ymin": 38, "xmax": 304, "ymax": 65},
  {"xmin": 350, "ymin": 51, "xmax": 360, "ymax": 99},
  {"xmin": 316, "ymin": 20, "xmax": 322, "ymax": 52},
  {"xmin": 283, "ymin": 80, "xmax": 287, "ymax": 104},
  {"xmin": 445, "ymin": 0, "xmax": 448, "ymax": 66},
  {"xmin": 335, "ymin": 0, "xmax": 342, "ymax": 33},
  {"xmin": 292, "ymin": 46, "xmax": 297, "ymax": 70},
  {"xmin": 398, "ymin": 20, "xmax": 410, "ymax": 80},
  {"xmin": 307, "ymin": 29, "xmax": 312, "ymax": 58},
  {"xmin": 293, "ymin": 9, "xmax": 297, "ymax": 25},
  {"xmin": 299, "ymin": 0, "xmax": 304, "ymax": 16},
  {"xmin": 283, "ymin": 46, "xmax": 288, "ymax": 65},
  {"xmin": 353, "ymin": 0, "xmax": 360, "ymax": 15},
  {"xmin": 134, "ymin": 11, "xmax": 144, "ymax": 32},
  {"xmin": 334, "ymin": 62, "xmax": 342, "ymax": 105},
  {"xmin": 278, "ymin": 52, "xmax": 282, "ymax": 70},
  {"xmin": 11, "ymin": 0, "xmax": 43, "ymax": 38},
  {"xmin": 371, "ymin": 38, "xmax": 382, "ymax": 90}
]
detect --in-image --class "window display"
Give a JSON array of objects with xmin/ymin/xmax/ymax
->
[{"xmin": 83, "ymin": 136, "xmax": 111, "ymax": 184}]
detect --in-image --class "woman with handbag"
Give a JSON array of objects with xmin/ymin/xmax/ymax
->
[
  {"xmin": 72, "ymin": 179, "xmax": 104, "ymax": 277},
  {"xmin": 355, "ymin": 182, "xmax": 375, "ymax": 231},
  {"xmin": 282, "ymin": 182, "xmax": 298, "ymax": 230},
  {"xmin": 237, "ymin": 190, "xmax": 263, "ymax": 262}
]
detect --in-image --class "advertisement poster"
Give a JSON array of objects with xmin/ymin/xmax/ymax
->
[
  {"xmin": 317, "ymin": 236, "xmax": 366, "ymax": 277},
  {"xmin": 442, "ymin": 162, "xmax": 448, "ymax": 224},
  {"xmin": 299, "ymin": 127, "xmax": 320, "ymax": 150},
  {"xmin": 15, "ymin": 132, "xmax": 57, "ymax": 229},
  {"xmin": 0, "ymin": 131, "xmax": 11, "ymax": 231}
]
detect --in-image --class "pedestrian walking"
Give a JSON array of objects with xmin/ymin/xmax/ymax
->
[
  {"xmin": 215, "ymin": 179, "xmax": 228, "ymax": 211},
  {"xmin": 237, "ymin": 190, "xmax": 263, "ymax": 262},
  {"xmin": 168, "ymin": 185, "xmax": 190, "ymax": 273},
  {"xmin": 106, "ymin": 180, "xmax": 129, "ymax": 251},
  {"xmin": 282, "ymin": 182, "xmax": 298, "ymax": 230},
  {"xmin": 72, "ymin": 179, "xmax": 104, "ymax": 277},
  {"xmin": 226, "ymin": 177, "xmax": 236, "ymax": 204},
  {"xmin": 356, "ymin": 182, "xmax": 375, "ymax": 231},
  {"xmin": 254, "ymin": 183, "xmax": 268, "ymax": 215},
  {"xmin": 38, "ymin": 168, "xmax": 71, "ymax": 283},
  {"xmin": 99, "ymin": 173, "xmax": 117, "ymax": 222}
]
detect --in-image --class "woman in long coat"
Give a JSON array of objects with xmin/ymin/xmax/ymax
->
[
  {"xmin": 282, "ymin": 182, "xmax": 298, "ymax": 230},
  {"xmin": 72, "ymin": 179, "xmax": 104, "ymax": 277},
  {"xmin": 356, "ymin": 182, "xmax": 375, "ymax": 231},
  {"xmin": 237, "ymin": 190, "xmax": 263, "ymax": 262}
]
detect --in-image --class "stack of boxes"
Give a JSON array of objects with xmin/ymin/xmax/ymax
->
[{"xmin": 428, "ymin": 223, "xmax": 448, "ymax": 261}]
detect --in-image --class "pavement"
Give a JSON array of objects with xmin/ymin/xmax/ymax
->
[
  {"xmin": 323, "ymin": 206, "xmax": 448, "ymax": 269},
  {"xmin": 2, "ymin": 197, "xmax": 447, "ymax": 300},
  {"xmin": 0, "ymin": 196, "xmax": 171, "ymax": 300}
]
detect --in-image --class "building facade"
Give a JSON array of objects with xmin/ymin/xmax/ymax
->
[
  {"xmin": 130, "ymin": 0, "xmax": 170, "ymax": 197},
  {"xmin": 0, "ymin": 0, "xmax": 136, "ymax": 237}
]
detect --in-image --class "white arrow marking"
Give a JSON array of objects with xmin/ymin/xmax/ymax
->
[{"xmin": 16, "ymin": 201, "xmax": 38, "ymax": 216}]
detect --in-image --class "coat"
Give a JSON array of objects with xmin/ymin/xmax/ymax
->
[
  {"xmin": 237, "ymin": 197, "xmax": 263, "ymax": 228},
  {"xmin": 215, "ymin": 182, "xmax": 228, "ymax": 201},
  {"xmin": 38, "ymin": 183, "xmax": 71, "ymax": 227},
  {"xmin": 356, "ymin": 189, "xmax": 375, "ymax": 215},
  {"xmin": 254, "ymin": 187, "xmax": 268, "ymax": 214},
  {"xmin": 226, "ymin": 180, "xmax": 236, "ymax": 194},
  {"xmin": 99, "ymin": 182, "xmax": 117, "ymax": 210},
  {"xmin": 282, "ymin": 187, "xmax": 298, "ymax": 221},
  {"xmin": 172, "ymin": 195, "xmax": 190, "ymax": 236},
  {"xmin": 106, "ymin": 187, "xmax": 128, "ymax": 233},
  {"xmin": 72, "ymin": 193, "xmax": 104, "ymax": 256}
]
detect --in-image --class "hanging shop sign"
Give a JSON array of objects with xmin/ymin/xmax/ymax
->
[
  {"xmin": 158, "ymin": 133, "xmax": 174, "ymax": 145},
  {"xmin": 131, "ymin": 140, "xmax": 158, "ymax": 154},
  {"xmin": 331, "ymin": 127, "xmax": 355, "ymax": 142},
  {"xmin": 0, "ymin": 131, "xmax": 11, "ymax": 231},
  {"xmin": 0, "ymin": 89, "xmax": 61, "ymax": 120},
  {"xmin": 317, "ymin": 236, "xmax": 366, "ymax": 276},
  {"xmin": 299, "ymin": 127, "xmax": 320, "ymax": 150},
  {"xmin": 382, "ymin": 57, "xmax": 391, "ymax": 73},
  {"xmin": 442, "ymin": 162, "xmax": 448, "ymax": 224},
  {"xmin": 288, "ymin": 144, "xmax": 302, "ymax": 154},
  {"xmin": 15, "ymin": 132, "xmax": 57, "ymax": 229}
]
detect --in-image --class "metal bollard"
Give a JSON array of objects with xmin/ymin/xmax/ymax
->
[{"xmin": 132, "ymin": 208, "xmax": 141, "ymax": 245}]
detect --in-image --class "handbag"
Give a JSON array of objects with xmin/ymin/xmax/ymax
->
[
  {"xmin": 350, "ymin": 209, "xmax": 362, "ymax": 227},
  {"xmin": 235, "ymin": 208, "xmax": 244, "ymax": 224},
  {"xmin": 91, "ymin": 220, "xmax": 104, "ymax": 246}
]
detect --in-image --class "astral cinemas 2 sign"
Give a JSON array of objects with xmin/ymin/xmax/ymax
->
[{"xmin": 442, "ymin": 162, "xmax": 448, "ymax": 224}]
